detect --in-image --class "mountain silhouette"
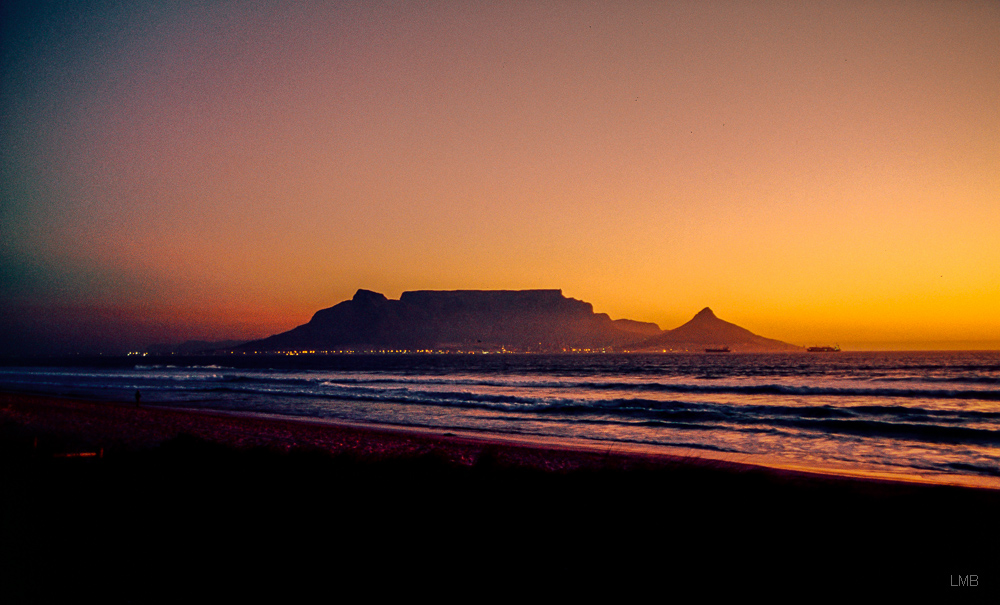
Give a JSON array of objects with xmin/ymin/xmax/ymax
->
[
  {"xmin": 632, "ymin": 307, "xmax": 801, "ymax": 352},
  {"xmin": 238, "ymin": 289, "xmax": 662, "ymax": 353},
  {"xmin": 235, "ymin": 291, "xmax": 799, "ymax": 353}
]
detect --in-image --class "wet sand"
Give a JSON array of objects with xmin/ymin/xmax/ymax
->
[{"xmin": 2, "ymin": 391, "xmax": 997, "ymax": 597}]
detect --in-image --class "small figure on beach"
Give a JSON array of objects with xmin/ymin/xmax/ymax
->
[{"xmin": 135, "ymin": 390, "xmax": 141, "ymax": 407}]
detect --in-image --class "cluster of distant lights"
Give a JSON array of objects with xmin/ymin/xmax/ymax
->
[
  {"xmin": 235, "ymin": 347, "xmax": 617, "ymax": 355},
  {"xmin": 130, "ymin": 348, "xmax": 619, "ymax": 356}
]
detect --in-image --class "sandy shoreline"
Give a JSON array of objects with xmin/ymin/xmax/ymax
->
[
  {"xmin": 0, "ymin": 389, "xmax": 986, "ymax": 489},
  {"xmin": 3, "ymin": 390, "xmax": 998, "ymax": 596},
  {"xmin": 3, "ymin": 389, "xmax": 996, "ymax": 490}
]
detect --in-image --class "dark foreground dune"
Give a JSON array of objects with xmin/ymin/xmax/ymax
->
[{"xmin": 2, "ymin": 391, "xmax": 997, "ymax": 598}]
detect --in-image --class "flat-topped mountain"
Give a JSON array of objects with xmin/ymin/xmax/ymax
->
[
  {"xmin": 631, "ymin": 307, "xmax": 802, "ymax": 352},
  {"xmin": 239, "ymin": 289, "xmax": 662, "ymax": 352},
  {"xmin": 235, "ymin": 291, "xmax": 800, "ymax": 353}
]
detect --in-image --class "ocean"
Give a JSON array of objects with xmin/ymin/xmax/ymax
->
[{"xmin": 3, "ymin": 351, "xmax": 999, "ymax": 485}]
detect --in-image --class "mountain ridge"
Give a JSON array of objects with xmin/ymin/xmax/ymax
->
[{"xmin": 235, "ymin": 290, "xmax": 800, "ymax": 353}]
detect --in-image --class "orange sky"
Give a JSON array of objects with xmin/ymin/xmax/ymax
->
[{"xmin": 2, "ymin": 1, "xmax": 998, "ymax": 353}]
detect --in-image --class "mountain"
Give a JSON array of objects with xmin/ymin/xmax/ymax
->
[
  {"xmin": 631, "ymin": 307, "xmax": 801, "ymax": 352},
  {"xmin": 236, "ymin": 291, "xmax": 800, "ymax": 354},
  {"xmin": 238, "ymin": 289, "xmax": 663, "ymax": 353}
]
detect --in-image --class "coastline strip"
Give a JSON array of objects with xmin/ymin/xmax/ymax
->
[{"xmin": 2, "ymin": 390, "xmax": 997, "ymax": 491}]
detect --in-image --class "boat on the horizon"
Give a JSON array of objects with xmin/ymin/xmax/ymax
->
[
  {"xmin": 705, "ymin": 346, "xmax": 731, "ymax": 353},
  {"xmin": 807, "ymin": 345, "xmax": 841, "ymax": 352}
]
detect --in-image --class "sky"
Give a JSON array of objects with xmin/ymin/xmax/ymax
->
[{"xmin": 2, "ymin": 0, "xmax": 998, "ymax": 354}]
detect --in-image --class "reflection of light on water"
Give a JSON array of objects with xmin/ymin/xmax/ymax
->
[{"xmin": 2, "ymin": 351, "xmax": 998, "ymax": 484}]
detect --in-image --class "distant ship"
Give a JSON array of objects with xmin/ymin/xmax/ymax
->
[
  {"xmin": 807, "ymin": 345, "xmax": 840, "ymax": 352},
  {"xmin": 705, "ymin": 346, "xmax": 731, "ymax": 353}
]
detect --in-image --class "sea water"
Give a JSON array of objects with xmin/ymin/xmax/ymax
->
[{"xmin": 3, "ymin": 351, "xmax": 998, "ymax": 483}]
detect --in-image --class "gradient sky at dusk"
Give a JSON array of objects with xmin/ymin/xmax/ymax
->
[{"xmin": 2, "ymin": 0, "xmax": 998, "ymax": 354}]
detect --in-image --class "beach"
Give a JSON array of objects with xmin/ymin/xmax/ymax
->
[{"xmin": 2, "ymin": 390, "xmax": 997, "ymax": 597}]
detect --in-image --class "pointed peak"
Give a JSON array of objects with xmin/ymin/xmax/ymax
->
[{"xmin": 694, "ymin": 307, "xmax": 716, "ymax": 319}]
